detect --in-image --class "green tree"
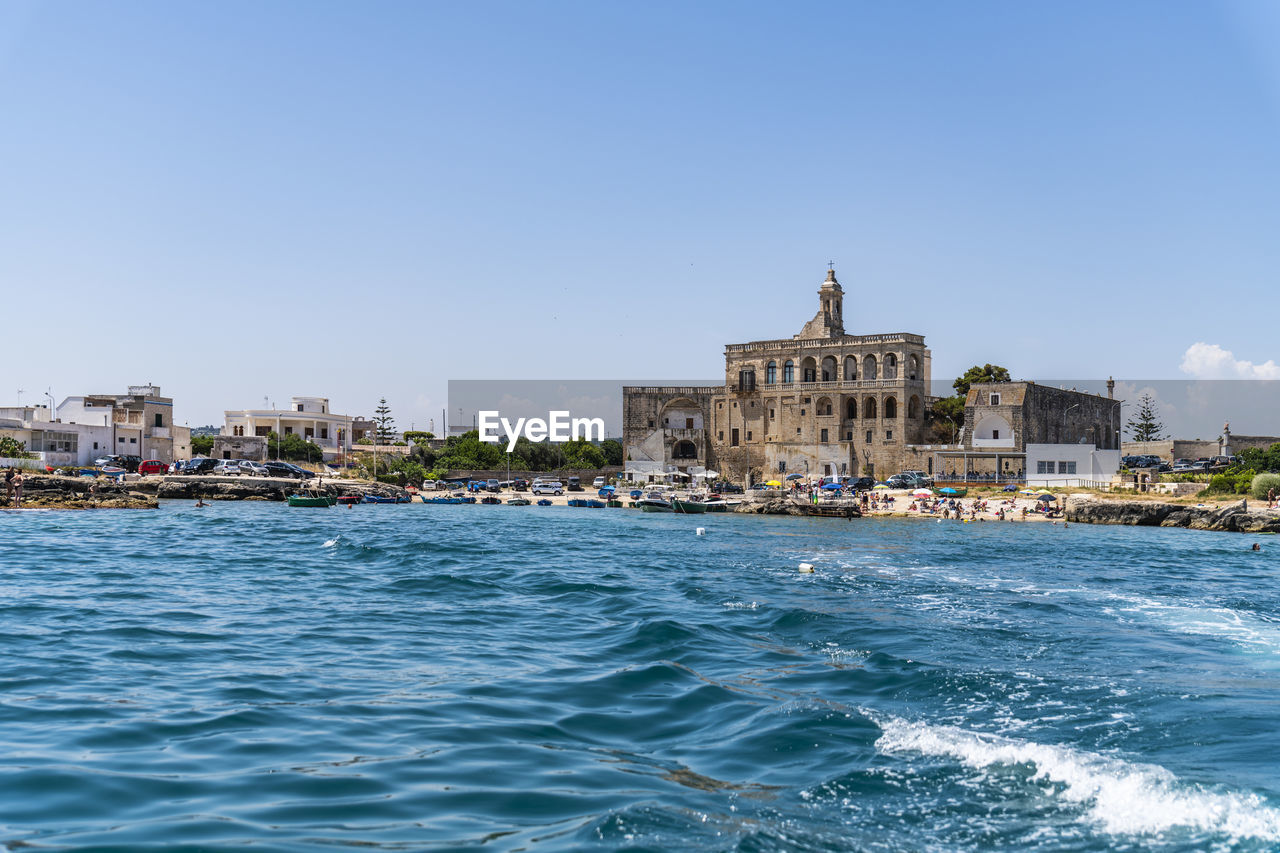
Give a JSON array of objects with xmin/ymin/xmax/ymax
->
[
  {"xmin": 1125, "ymin": 393, "xmax": 1166, "ymax": 442},
  {"xmin": 600, "ymin": 438, "xmax": 624, "ymax": 466},
  {"xmin": 373, "ymin": 398, "xmax": 396, "ymax": 444},
  {"xmin": 0, "ymin": 436, "xmax": 31, "ymax": 458},
  {"xmin": 953, "ymin": 364, "xmax": 1011, "ymax": 397},
  {"xmin": 403, "ymin": 431, "xmax": 433, "ymax": 445},
  {"xmin": 268, "ymin": 431, "xmax": 324, "ymax": 462},
  {"xmin": 1238, "ymin": 443, "xmax": 1280, "ymax": 473},
  {"xmin": 190, "ymin": 435, "xmax": 214, "ymax": 455}
]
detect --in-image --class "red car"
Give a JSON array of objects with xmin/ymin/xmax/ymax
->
[{"xmin": 137, "ymin": 460, "xmax": 168, "ymax": 475}]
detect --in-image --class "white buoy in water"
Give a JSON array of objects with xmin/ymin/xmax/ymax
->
[
  {"xmin": 696, "ymin": 527, "xmax": 705, "ymax": 536},
  {"xmin": 799, "ymin": 562, "xmax": 814, "ymax": 573}
]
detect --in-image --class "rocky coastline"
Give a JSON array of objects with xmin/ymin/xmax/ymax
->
[
  {"xmin": 1066, "ymin": 497, "xmax": 1280, "ymax": 533},
  {"xmin": 3, "ymin": 474, "xmax": 409, "ymax": 509}
]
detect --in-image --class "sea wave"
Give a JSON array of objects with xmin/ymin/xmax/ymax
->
[{"xmin": 872, "ymin": 712, "xmax": 1280, "ymax": 841}]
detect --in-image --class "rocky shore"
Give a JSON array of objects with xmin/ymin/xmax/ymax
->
[
  {"xmin": 3, "ymin": 474, "xmax": 157, "ymax": 509},
  {"xmin": 2, "ymin": 473, "xmax": 410, "ymax": 509},
  {"xmin": 1066, "ymin": 497, "xmax": 1280, "ymax": 533}
]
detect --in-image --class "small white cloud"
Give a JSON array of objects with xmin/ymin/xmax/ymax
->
[{"xmin": 1179, "ymin": 343, "xmax": 1280, "ymax": 380}]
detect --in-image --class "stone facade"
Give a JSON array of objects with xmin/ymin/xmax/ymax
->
[
  {"xmin": 623, "ymin": 269, "xmax": 1123, "ymax": 486},
  {"xmin": 624, "ymin": 269, "xmax": 934, "ymax": 483}
]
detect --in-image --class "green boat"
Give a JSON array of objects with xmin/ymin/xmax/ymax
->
[
  {"xmin": 507, "ymin": 497, "xmax": 531, "ymax": 506},
  {"xmin": 671, "ymin": 499, "xmax": 708, "ymax": 514},
  {"xmin": 288, "ymin": 494, "xmax": 333, "ymax": 507}
]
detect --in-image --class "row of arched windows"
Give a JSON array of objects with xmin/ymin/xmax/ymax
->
[
  {"xmin": 807, "ymin": 395, "xmax": 921, "ymax": 420},
  {"xmin": 762, "ymin": 353, "xmax": 920, "ymax": 384}
]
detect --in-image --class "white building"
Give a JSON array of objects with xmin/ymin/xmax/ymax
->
[
  {"xmin": 1024, "ymin": 443, "xmax": 1121, "ymax": 487},
  {"xmin": 0, "ymin": 404, "xmax": 114, "ymax": 467},
  {"xmin": 223, "ymin": 397, "xmax": 355, "ymax": 462}
]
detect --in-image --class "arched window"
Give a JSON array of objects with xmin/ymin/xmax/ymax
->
[
  {"xmin": 845, "ymin": 397, "xmax": 857, "ymax": 420},
  {"xmin": 816, "ymin": 397, "xmax": 833, "ymax": 416},
  {"xmin": 884, "ymin": 354, "xmax": 898, "ymax": 380},
  {"xmin": 908, "ymin": 354, "xmax": 920, "ymax": 381},
  {"xmin": 844, "ymin": 356, "xmax": 858, "ymax": 381},
  {"xmin": 863, "ymin": 355, "xmax": 878, "ymax": 381},
  {"xmin": 783, "ymin": 360, "xmax": 795, "ymax": 383},
  {"xmin": 801, "ymin": 356, "xmax": 817, "ymax": 383},
  {"xmin": 672, "ymin": 440, "xmax": 698, "ymax": 459},
  {"xmin": 821, "ymin": 356, "xmax": 837, "ymax": 382},
  {"xmin": 766, "ymin": 361, "xmax": 777, "ymax": 384},
  {"xmin": 884, "ymin": 397, "xmax": 897, "ymax": 419},
  {"xmin": 864, "ymin": 397, "xmax": 878, "ymax": 419}
]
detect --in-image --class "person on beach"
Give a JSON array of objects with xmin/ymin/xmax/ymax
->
[
  {"xmin": 1268, "ymin": 488, "xmax": 1276, "ymax": 509},
  {"xmin": 88, "ymin": 481, "xmax": 98, "ymax": 506},
  {"xmin": 12, "ymin": 471, "xmax": 23, "ymax": 507},
  {"xmin": 4, "ymin": 468, "xmax": 12, "ymax": 504}
]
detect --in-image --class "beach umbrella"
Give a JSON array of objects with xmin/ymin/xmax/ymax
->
[
  {"xmin": 872, "ymin": 483, "xmax": 890, "ymax": 490},
  {"xmin": 765, "ymin": 480, "xmax": 782, "ymax": 487},
  {"xmin": 912, "ymin": 489, "xmax": 934, "ymax": 498},
  {"xmin": 1037, "ymin": 493, "xmax": 1056, "ymax": 502},
  {"xmin": 939, "ymin": 487, "xmax": 961, "ymax": 495},
  {"xmin": 1020, "ymin": 488, "xmax": 1037, "ymax": 496},
  {"xmin": 785, "ymin": 473, "xmax": 804, "ymax": 480},
  {"xmin": 822, "ymin": 482, "xmax": 842, "ymax": 490},
  {"xmin": 1002, "ymin": 484, "xmax": 1018, "ymax": 492}
]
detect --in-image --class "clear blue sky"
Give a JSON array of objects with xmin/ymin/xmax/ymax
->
[{"xmin": 3, "ymin": 1, "xmax": 1279, "ymax": 430}]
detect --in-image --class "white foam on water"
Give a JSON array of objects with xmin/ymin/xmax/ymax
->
[
  {"xmin": 721, "ymin": 601, "xmax": 759, "ymax": 610},
  {"xmin": 871, "ymin": 713, "xmax": 1280, "ymax": 841},
  {"xmin": 322, "ymin": 538, "xmax": 339, "ymax": 548},
  {"xmin": 1107, "ymin": 594, "xmax": 1280, "ymax": 658}
]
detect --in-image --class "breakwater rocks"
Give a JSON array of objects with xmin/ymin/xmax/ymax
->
[
  {"xmin": 153, "ymin": 476, "xmax": 408, "ymax": 503},
  {"xmin": 735, "ymin": 498, "xmax": 806, "ymax": 516},
  {"xmin": 1066, "ymin": 498, "xmax": 1280, "ymax": 533},
  {"xmin": 5, "ymin": 475, "xmax": 157, "ymax": 509}
]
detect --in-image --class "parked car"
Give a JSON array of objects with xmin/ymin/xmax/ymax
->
[
  {"xmin": 719, "ymin": 483, "xmax": 744, "ymax": 494},
  {"xmin": 95, "ymin": 454, "xmax": 143, "ymax": 472},
  {"xmin": 531, "ymin": 481, "xmax": 563, "ymax": 496},
  {"xmin": 212, "ymin": 460, "xmax": 242, "ymax": 476},
  {"xmin": 137, "ymin": 459, "xmax": 168, "ymax": 476},
  {"xmin": 182, "ymin": 458, "xmax": 218, "ymax": 475},
  {"xmin": 263, "ymin": 461, "xmax": 311, "ymax": 480},
  {"xmin": 566, "ymin": 476, "xmax": 583, "ymax": 492},
  {"xmin": 901, "ymin": 470, "xmax": 933, "ymax": 486},
  {"xmin": 850, "ymin": 476, "xmax": 876, "ymax": 491},
  {"xmin": 238, "ymin": 460, "xmax": 269, "ymax": 477},
  {"xmin": 511, "ymin": 478, "xmax": 529, "ymax": 492},
  {"xmin": 486, "ymin": 478, "xmax": 501, "ymax": 492}
]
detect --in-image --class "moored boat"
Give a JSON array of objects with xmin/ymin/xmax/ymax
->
[
  {"xmin": 671, "ymin": 498, "xmax": 708, "ymax": 514},
  {"xmin": 288, "ymin": 494, "xmax": 332, "ymax": 508},
  {"xmin": 336, "ymin": 495, "xmax": 361, "ymax": 505},
  {"xmin": 480, "ymin": 496, "xmax": 502, "ymax": 504},
  {"xmin": 421, "ymin": 495, "xmax": 464, "ymax": 504},
  {"xmin": 507, "ymin": 497, "xmax": 531, "ymax": 506},
  {"xmin": 536, "ymin": 499, "xmax": 552, "ymax": 506}
]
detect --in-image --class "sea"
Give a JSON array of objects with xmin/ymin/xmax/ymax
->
[{"xmin": 1, "ymin": 502, "xmax": 1278, "ymax": 851}]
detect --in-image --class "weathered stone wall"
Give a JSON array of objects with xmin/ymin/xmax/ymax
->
[
  {"xmin": 211, "ymin": 435, "xmax": 268, "ymax": 461},
  {"xmin": 622, "ymin": 386, "xmax": 715, "ymax": 466}
]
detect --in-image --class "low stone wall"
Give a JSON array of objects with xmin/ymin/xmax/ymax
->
[{"xmin": 1066, "ymin": 498, "xmax": 1280, "ymax": 533}]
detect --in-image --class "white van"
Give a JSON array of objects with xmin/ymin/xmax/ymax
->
[
  {"xmin": 532, "ymin": 481, "xmax": 564, "ymax": 496},
  {"xmin": 592, "ymin": 476, "xmax": 606, "ymax": 488}
]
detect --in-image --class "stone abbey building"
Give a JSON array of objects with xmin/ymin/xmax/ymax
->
[{"xmin": 623, "ymin": 268, "xmax": 1120, "ymax": 485}]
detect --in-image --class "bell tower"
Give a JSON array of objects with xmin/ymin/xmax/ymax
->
[{"xmin": 799, "ymin": 266, "xmax": 845, "ymax": 339}]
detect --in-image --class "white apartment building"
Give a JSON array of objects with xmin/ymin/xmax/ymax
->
[{"xmin": 223, "ymin": 397, "xmax": 355, "ymax": 461}]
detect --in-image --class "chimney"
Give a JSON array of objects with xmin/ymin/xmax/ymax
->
[{"xmin": 1107, "ymin": 376, "xmax": 1115, "ymax": 399}]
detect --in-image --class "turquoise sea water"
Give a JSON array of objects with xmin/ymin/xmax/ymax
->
[{"xmin": 1, "ymin": 502, "xmax": 1278, "ymax": 851}]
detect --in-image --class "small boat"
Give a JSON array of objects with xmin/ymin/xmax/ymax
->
[
  {"xmin": 536, "ymin": 499, "xmax": 552, "ymax": 506},
  {"xmin": 938, "ymin": 487, "xmax": 967, "ymax": 497},
  {"xmin": 701, "ymin": 499, "xmax": 730, "ymax": 512},
  {"xmin": 638, "ymin": 498, "xmax": 673, "ymax": 513},
  {"xmin": 288, "ymin": 494, "xmax": 332, "ymax": 508},
  {"xmin": 671, "ymin": 499, "xmax": 708, "ymax": 514},
  {"xmin": 606, "ymin": 499, "xmax": 624, "ymax": 508},
  {"xmin": 421, "ymin": 495, "xmax": 464, "ymax": 504},
  {"xmin": 78, "ymin": 468, "xmax": 98, "ymax": 477},
  {"xmin": 459, "ymin": 495, "xmax": 477, "ymax": 504},
  {"xmin": 336, "ymin": 495, "xmax": 361, "ymax": 505},
  {"xmin": 100, "ymin": 466, "xmax": 126, "ymax": 478},
  {"xmin": 507, "ymin": 497, "xmax": 531, "ymax": 506},
  {"xmin": 480, "ymin": 496, "xmax": 502, "ymax": 505},
  {"xmin": 567, "ymin": 498, "xmax": 605, "ymax": 508},
  {"xmin": 362, "ymin": 494, "xmax": 401, "ymax": 504}
]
